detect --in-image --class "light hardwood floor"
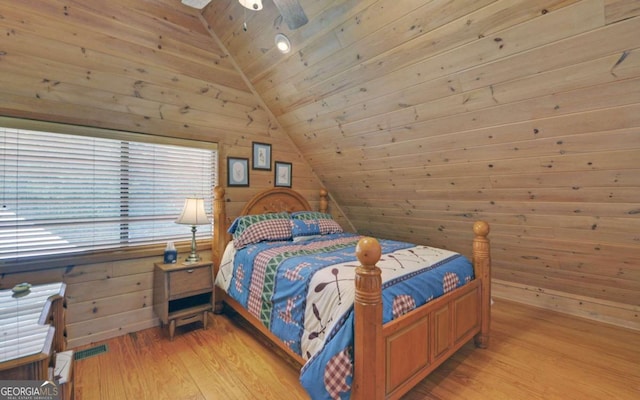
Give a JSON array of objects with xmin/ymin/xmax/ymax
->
[{"xmin": 74, "ymin": 299, "xmax": 640, "ymax": 399}]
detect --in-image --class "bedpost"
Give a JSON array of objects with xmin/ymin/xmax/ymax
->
[
  {"xmin": 212, "ymin": 186, "xmax": 228, "ymax": 314},
  {"xmin": 319, "ymin": 188, "xmax": 328, "ymax": 213},
  {"xmin": 472, "ymin": 220, "xmax": 491, "ymax": 348},
  {"xmin": 352, "ymin": 237, "xmax": 385, "ymax": 400}
]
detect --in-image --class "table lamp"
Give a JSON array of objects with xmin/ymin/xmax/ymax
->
[{"xmin": 175, "ymin": 197, "xmax": 210, "ymax": 263}]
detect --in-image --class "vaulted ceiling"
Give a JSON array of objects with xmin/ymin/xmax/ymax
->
[{"xmin": 1, "ymin": 0, "xmax": 638, "ymax": 328}]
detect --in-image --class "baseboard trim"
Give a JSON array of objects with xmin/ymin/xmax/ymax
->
[{"xmin": 492, "ymin": 279, "xmax": 639, "ymax": 331}]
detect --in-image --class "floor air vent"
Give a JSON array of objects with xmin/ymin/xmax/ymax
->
[{"xmin": 74, "ymin": 344, "xmax": 108, "ymax": 360}]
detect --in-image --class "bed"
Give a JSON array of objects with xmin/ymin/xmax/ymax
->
[{"xmin": 211, "ymin": 186, "xmax": 491, "ymax": 400}]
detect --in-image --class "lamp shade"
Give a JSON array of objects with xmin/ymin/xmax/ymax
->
[{"xmin": 175, "ymin": 198, "xmax": 210, "ymax": 226}]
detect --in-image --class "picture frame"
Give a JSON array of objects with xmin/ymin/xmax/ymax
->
[
  {"xmin": 274, "ymin": 161, "xmax": 292, "ymax": 188},
  {"xmin": 252, "ymin": 142, "xmax": 272, "ymax": 171},
  {"xmin": 227, "ymin": 157, "xmax": 249, "ymax": 187}
]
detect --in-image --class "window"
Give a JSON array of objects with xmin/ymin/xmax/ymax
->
[{"xmin": 0, "ymin": 118, "xmax": 217, "ymax": 263}]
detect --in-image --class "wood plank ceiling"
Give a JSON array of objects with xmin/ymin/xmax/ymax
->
[{"xmin": 0, "ymin": 0, "xmax": 638, "ymax": 330}]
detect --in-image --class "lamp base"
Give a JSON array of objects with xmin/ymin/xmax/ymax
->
[
  {"xmin": 184, "ymin": 253, "xmax": 201, "ymax": 263},
  {"xmin": 184, "ymin": 225, "xmax": 201, "ymax": 263}
]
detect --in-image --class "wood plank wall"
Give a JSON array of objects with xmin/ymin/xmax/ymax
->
[
  {"xmin": 204, "ymin": 0, "xmax": 640, "ymax": 330},
  {"xmin": 0, "ymin": 0, "xmax": 344, "ymax": 347}
]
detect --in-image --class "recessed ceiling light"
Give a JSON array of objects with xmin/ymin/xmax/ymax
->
[{"xmin": 275, "ymin": 33, "xmax": 291, "ymax": 54}]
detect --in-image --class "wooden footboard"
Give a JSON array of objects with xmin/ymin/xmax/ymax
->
[
  {"xmin": 211, "ymin": 186, "xmax": 490, "ymax": 400},
  {"xmin": 353, "ymin": 224, "xmax": 490, "ymax": 399}
]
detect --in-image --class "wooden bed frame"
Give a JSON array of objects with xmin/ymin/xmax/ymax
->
[{"xmin": 211, "ymin": 186, "xmax": 491, "ymax": 400}]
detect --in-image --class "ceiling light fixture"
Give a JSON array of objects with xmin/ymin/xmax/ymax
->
[
  {"xmin": 181, "ymin": 0, "xmax": 212, "ymax": 9},
  {"xmin": 239, "ymin": 0, "xmax": 263, "ymax": 10},
  {"xmin": 275, "ymin": 33, "xmax": 291, "ymax": 54},
  {"xmin": 238, "ymin": 0, "xmax": 309, "ymax": 30}
]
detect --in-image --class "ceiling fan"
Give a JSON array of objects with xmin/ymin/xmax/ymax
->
[
  {"xmin": 270, "ymin": 0, "xmax": 308, "ymax": 30},
  {"xmin": 181, "ymin": 0, "xmax": 308, "ymax": 30}
]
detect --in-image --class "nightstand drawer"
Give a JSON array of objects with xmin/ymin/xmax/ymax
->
[{"xmin": 168, "ymin": 266, "xmax": 212, "ymax": 297}]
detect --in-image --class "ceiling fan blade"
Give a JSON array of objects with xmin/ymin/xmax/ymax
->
[
  {"xmin": 272, "ymin": 0, "xmax": 308, "ymax": 30},
  {"xmin": 181, "ymin": 0, "xmax": 212, "ymax": 9}
]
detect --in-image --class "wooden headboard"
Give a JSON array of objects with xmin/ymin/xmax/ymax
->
[
  {"xmin": 211, "ymin": 186, "xmax": 329, "ymax": 312},
  {"xmin": 240, "ymin": 188, "xmax": 314, "ymax": 215}
]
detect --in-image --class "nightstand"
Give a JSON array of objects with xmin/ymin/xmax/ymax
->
[{"xmin": 153, "ymin": 260, "xmax": 213, "ymax": 340}]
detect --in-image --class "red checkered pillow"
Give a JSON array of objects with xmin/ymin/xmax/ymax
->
[{"xmin": 228, "ymin": 213, "xmax": 292, "ymax": 248}]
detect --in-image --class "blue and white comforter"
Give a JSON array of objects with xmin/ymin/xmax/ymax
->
[{"xmin": 215, "ymin": 232, "xmax": 474, "ymax": 399}]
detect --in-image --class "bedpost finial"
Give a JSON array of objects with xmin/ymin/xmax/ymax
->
[
  {"xmin": 214, "ymin": 186, "xmax": 225, "ymax": 199},
  {"xmin": 319, "ymin": 188, "xmax": 329, "ymax": 213},
  {"xmin": 473, "ymin": 220, "xmax": 489, "ymax": 237},
  {"xmin": 355, "ymin": 237, "xmax": 381, "ymax": 267}
]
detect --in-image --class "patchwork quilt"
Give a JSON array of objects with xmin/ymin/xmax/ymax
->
[{"xmin": 216, "ymin": 232, "xmax": 474, "ymax": 399}]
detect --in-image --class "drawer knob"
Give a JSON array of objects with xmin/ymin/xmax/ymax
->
[{"xmin": 186, "ymin": 269, "xmax": 194, "ymax": 273}]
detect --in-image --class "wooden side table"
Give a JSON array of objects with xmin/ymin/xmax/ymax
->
[
  {"xmin": 0, "ymin": 282, "xmax": 67, "ymax": 381},
  {"xmin": 153, "ymin": 260, "xmax": 214, "ymax": 340}
]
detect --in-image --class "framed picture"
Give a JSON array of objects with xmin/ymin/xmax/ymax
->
[
  {"xmin": 227, "ymin": 157, "xmax": 249, "ymax": 187},
  {"xmin": 252, "ymin": 142, "xmax": 272, "ymax": 171},
  {"xmin": 274, "ymin": 161, "xmax": 292, "ymax": 188}
]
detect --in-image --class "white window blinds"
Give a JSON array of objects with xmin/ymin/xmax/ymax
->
[{"xmin": 0, "ymin": 120, "xmax": 216, "ymax": 262}]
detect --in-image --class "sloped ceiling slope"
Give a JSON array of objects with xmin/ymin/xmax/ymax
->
[{"xmin": 203, "ymin": 0, "xmax": 640, "ymax": 327}]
